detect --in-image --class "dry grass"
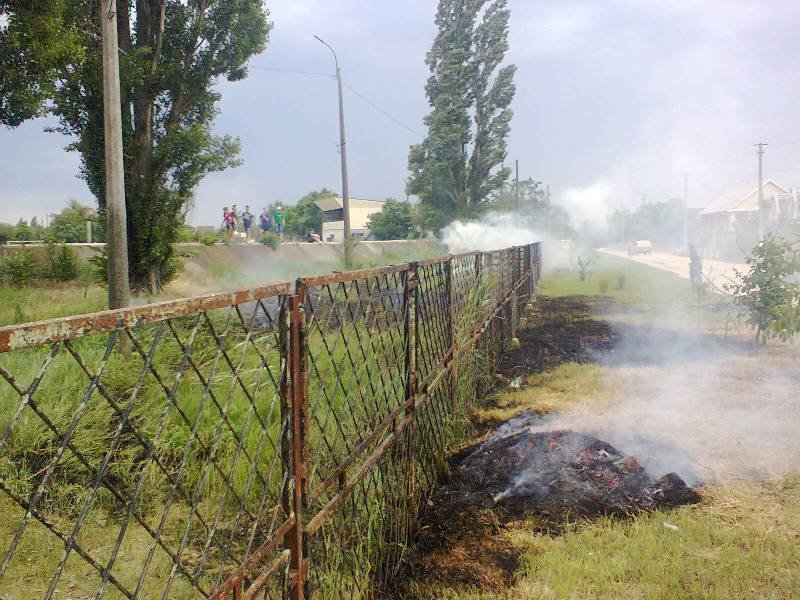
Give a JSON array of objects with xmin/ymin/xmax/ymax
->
[{"xmin": 475, "ymin": 363, "xmax": 608, "ymax": 426}]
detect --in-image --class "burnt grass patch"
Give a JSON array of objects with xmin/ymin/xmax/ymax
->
[
  {"xmin": 496, "ymin": 295, "xmax": 617, "ymax": 380},
  {"xmin": 392, "ymin": 295, "xmax": 706, "ymax": 597}
]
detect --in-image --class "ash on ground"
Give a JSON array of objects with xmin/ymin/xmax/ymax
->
[{"xmin": 453, "ymin": 427, "xmax": 700, "ymax": 519}]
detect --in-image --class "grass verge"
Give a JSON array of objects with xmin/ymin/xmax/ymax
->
[{"xmin": 404, "ymin": 254, "xmax": 800, "ymax": 599}]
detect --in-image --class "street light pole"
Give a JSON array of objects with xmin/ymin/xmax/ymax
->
[
  {"xmin": 755, "ymin": 142, "xmax": 767, "ymax": 241},
  {"xmin": 683, "ymin": 173, "xmax": 689, "ymax": 250},
  {"xmin": 315, "ymin": 35, "xmax": 352, "ymax": 268}
]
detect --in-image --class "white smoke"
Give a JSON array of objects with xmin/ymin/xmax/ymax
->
[
  {"xmin": 523, "ymin": 313, "xmax": 800, "ymax": 485},
  {"xmin": 441, "ymin": 212, "xmax": 544, "ymax": 253},
  {"xmin": 559, "ymin": 179, "xmax": 613, "ymax": 226}
]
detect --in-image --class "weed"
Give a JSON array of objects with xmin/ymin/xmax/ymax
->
[{"xmin": 261, "ymin": 231, "xmax": 281, "ymax": 250}]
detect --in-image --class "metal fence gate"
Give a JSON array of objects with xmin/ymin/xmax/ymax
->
[{"xmin": 0, "ymin": 243, "xmax": 541, "ymax": 599}]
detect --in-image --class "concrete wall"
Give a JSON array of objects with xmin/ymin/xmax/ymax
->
[
  {"xmin": 0, "ymin": 240, "xmax": 444, "ymax": 297},
  {"xmin": 168, "ymin": 239, "xmax": 444, "ymax": 296},
  {"xmin": 0, "ymin": 243, "xmax": 105, "ymax": 262}
]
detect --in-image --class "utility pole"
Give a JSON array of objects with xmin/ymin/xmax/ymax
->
[
  {"xmin": 101, "ymin": 0, "xmax": 130, "ymax": 309},
  {"xmin": 755, "ymin": 142, "xmax": 767, "ymax": 241},
  {"xmin": 514, "ymin": 160, "xmax": 520, "ymax": 211},
  {"xmin": 641, "ymin": 193, "xmax": 647, "ymax": 206},
  {"xmin": 683, "ymin": 173, "xmax": 689, "ymax": 250},
  {"xmin": 315, "ymin": 35, "xmax": 352, "ymax": 268}
]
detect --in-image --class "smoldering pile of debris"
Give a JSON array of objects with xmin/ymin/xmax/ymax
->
[{"xmin": 446, "ymin": 427, "xmax": 701, "ymax": 520}]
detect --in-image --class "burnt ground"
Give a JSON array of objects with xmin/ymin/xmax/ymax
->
[
  {"xmin": 392, "ymin": 295, "xmax": 710, "ymax": 598},
  {"xmin": 496, "ymin": 295, "xmax": 617, "ymax": 379}
]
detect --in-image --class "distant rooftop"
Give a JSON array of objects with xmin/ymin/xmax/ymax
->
[
  {"xmin": 699, "ymin": 180, "xmax": 787, "ymax": 216},
  {"xmin": 314, "ymin": 196, "xmax": 386, "ymax": 211}
]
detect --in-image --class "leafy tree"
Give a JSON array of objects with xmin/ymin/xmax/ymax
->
[
  {"xmin": 0, "ymin": 223, "xmax": 13, "ymax": 244},
  {"xmin": 407, "ymin": 0, "xmax": 515, "ymax": 233},
  {"xmin": 13, "ymin": 219, "xmax": 32, "ymax": 241},
  {"xmin": 728, "ymin": 234, "xmax": 800, "ymax": 344},
  {"xmin": 282, "ymin": 189, "xmax": 330, "ymax": 239},
  {"xmin": 0, "ymin": 1, "xmax": 270, "ymax": 292},
  {"xmin": 491, "ymin": 178, "xmax": 572, "ymax": 238},
  {"xmin": 367, "ymin": 199, "xmax": 416, "ymax": 240},
  {"xmin": 46, "ymin": 200, "xmax": 94, "ymax": 243},
  {"xmin": 608, "ymin": 200, "xmax": 686, "ymax": 247}
]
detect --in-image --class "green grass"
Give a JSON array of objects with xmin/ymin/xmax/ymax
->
[
  {"xmin": 0, "ymin": 283, "xmax": 107, "ymax": 326},
  {"xmin": 541, "ymin": 253, "xmax": 735, "ymax": 334},
  {"xmin": 540, "ymin": 253, "xmax": 693, "ymax": 307},
  {"xmin": 514, "ymin": 476, "xmax": 800, "ymax": 599},
  {"xmin": 0, "ymin": 255, "xmax": 505, "ymax": 598}
]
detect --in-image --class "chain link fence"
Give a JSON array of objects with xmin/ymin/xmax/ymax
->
[{"xmin": 0, "ymin": 243, "xmax": 541, "ymax": 599}]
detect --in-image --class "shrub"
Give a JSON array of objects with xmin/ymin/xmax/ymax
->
[
  {"xmin": 174, "ymin": 225, "xmax": 197, "ymax": 243},
  {"xmin": 261, "ymin": 232, "xmax": 280, "ymax": 251},
  {"xmin": 46, "ymin": 244, "xmax": 78, "ymax": 282},
  {"xmin": 728, "ymin": 234, "xmax": 800, "ymax": 344},
  {"xmin": 200, "ymin": 233, "xmax": 218, "ymax": 246},
  {"xmin": 598, "ymin": 277, "xmax": 609, "ymax": 293},
  {"xmin": 0, "ymin": 250, "xmax": 43, "ymax": 286},
  {"xmin": 615, "ymin": 271, "xmax": 626, "ymax": 290}
]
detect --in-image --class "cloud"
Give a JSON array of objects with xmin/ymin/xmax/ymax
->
[{"xmin": 510, "ymin": 4, "xmax": 599, "ymax": 59}]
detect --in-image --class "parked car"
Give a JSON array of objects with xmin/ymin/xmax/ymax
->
[{"xmin": 628, "ymin": 240, "xmax": 653, "ymax": 256}]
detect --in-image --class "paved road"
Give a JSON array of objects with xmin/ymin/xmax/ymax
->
[{"xmin": 600, "ymin": 249, "xmax": 746, "ymax": 292}]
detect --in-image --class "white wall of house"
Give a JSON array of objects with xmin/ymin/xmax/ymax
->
[{"xmin": 315, "ymin": 197, "xmax": 385, "ymax": 242}]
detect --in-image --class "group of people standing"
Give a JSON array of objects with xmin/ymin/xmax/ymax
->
[{"xmin": 222, "ymin": 205, "xmax": 284, "ymax": 242}]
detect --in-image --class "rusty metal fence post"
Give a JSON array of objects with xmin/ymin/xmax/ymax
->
[
  {"xmin": 444, "ymin": 257, "xmax": 457, "ymax": 407},
  {"xmin": 288, "ymin": 292, "xmax": 308, "ymax": 600},
  {"xmin": 403, "ymin": 262, "xmax": 418, "ymax": 515}
]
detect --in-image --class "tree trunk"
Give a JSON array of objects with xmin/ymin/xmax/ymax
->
[
  {"xmin": 148, "ymin": 262, "xmax": 161, "ymax": 294},
  {"xmin": 128, "ymin": 0, "xmax": 159, "ymax": 293}
]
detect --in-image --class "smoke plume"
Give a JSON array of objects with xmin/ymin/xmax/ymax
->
[{"xmin": 527, "ymin": 314, "xmax": 800, "ymax": 485}]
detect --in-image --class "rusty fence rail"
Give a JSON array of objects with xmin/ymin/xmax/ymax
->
[{"xmin": 0, "ymin": 242, "xmax": 541, "ymax": 599}]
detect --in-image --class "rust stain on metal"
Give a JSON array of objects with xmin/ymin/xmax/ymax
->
[
  {"xmin": 0, "ymin": 282, "xmax": 290, "ymax": 353},
  {"xmin": 208, "ymin": 517, "xmax": 295, "ymax": 598},
  {"xmin": 299, "ymin": 263, "xmax": 410, "ymax": 288}
]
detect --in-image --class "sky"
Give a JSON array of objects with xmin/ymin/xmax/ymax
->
[{"xmin": 1, "ymin": 0, "xmax": 800, "ymax": 226}]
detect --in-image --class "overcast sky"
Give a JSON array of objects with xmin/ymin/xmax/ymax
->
[{"xmin": 2, "ymin": 0, "xmax": 800, "ymax": 226}]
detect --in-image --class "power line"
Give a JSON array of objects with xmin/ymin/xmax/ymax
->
[
  {"xmin": 343, "ymin": 82, "xmax": 423, "ymax": 137},
  {"xmin": 250, "ymin": 65, "xmax": 334, "ymax": 78},
  {"xmin": 249, "ymin": 64, "xmax": 424, "ymax": 137}
]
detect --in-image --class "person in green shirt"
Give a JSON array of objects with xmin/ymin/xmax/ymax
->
[{"xmin": 274, "ymin": 206, "xmax": 284, "ymax": 238}]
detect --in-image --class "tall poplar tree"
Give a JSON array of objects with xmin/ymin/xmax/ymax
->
[
  {"xmin": 407, "ymin": 0, "xmax": 515, "ymax": 233},
  {"xmin": 0, "ymin": 1, "xmax": 270, "ymax": 292}
]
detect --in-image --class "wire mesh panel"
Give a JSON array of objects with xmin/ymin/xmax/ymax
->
[
  {"xmin": 0, "ymin": 243, "xmax": 543, "ymax": 599},
  {"xmin": 0, "ymin": 285, "xmax": 293, "ymax": 600},
  {"xmin": 415, "ymin": 258, "xmax": 453, "ymax": 384},
  {"xmin": 298, "ymin": 265, "xmax": 411, "ymax": 598}
]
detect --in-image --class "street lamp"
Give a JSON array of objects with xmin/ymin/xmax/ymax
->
[{"xmin": 314, "ymin": 35, "xmax": 352, "ymax": 267}]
